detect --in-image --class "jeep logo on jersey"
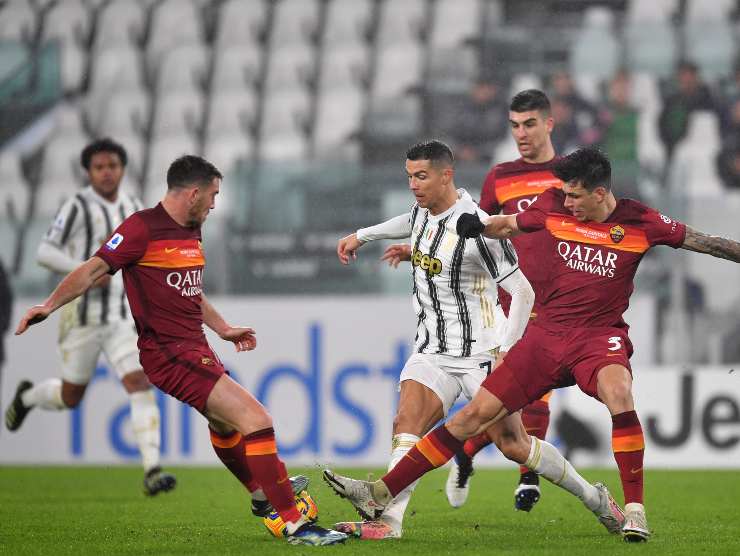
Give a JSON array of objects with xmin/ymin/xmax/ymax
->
[
  {"xmin": 412, "ymin": 248, "xmax": 442, "ymax": 276},
  {"xmin": 609, "ymin": 225, "xmax": 625, "ymax": 243},
  {"xmin": 105, "ymin": 233, "xmax": 123, "ymax": 251},
  {"xmin": 166, "ymin": 269, "xmax": 203, "ymax": 296},
  {"xmin": 557, "ymin": 241, "xmax": 617, "ymax": 278}
]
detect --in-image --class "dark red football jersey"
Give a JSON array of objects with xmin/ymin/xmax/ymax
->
[
  {"xmin": 95, "ymin": 203, "xmax": 206, "ymax": 351},
  {"xmin": 516, "ymin": 187, "xmax": 686, "ymax": 329},
  {"xmin": 480, "ymin": 158, "xmax": 563, "ymax": 312}
]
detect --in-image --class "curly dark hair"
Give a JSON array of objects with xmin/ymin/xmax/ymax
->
[
  {"xmin": 80, "ymin": 138, "xmax": 128, "ymax": 170},
  {"xmin": 553, "ymin": 147, "xmax": 612, "ymax": 191}
]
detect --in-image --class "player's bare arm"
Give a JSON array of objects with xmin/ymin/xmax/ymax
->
[
  {"xmin": 456, "ymin": 212, "xmax": 521, "ymax": 239},
  {"xmin": 681, "ymin": 226, "xmax": 740, "ymax": 263},
  {"xmin": 337, "ymin": 233, "xmax": 364, "ymax": 265},
  {"xmin": 380, "ymin": 243, "xmax": 412, "ymax": 267},
  {"xmin": 15, "ymin": 256, "xmax": 110, "ymax": 335},
  {"xmin": 201, "ymin": 294, "xmax": 256, "ymax": 352}
]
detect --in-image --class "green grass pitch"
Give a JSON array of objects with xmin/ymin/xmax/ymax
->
[{"xmin": 1, "ymin": 466, "xmax": 738, "ymax": 555}]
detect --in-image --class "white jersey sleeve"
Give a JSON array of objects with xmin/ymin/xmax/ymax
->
[
  {"xmin": 357, "ymin": 212, "xmax": 412, "ymax": 243},
  {"xmin": 38, "ymin": 197, "xmax": 83, "ymax": 273},
  {"xmin": 43, "ymin": 196, "xmax": 82, "ymax": 248}
]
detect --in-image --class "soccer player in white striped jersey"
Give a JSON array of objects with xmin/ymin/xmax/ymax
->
[
  {"xmin": 333, "ymin": 140, "xmax": 536, "ymax": 539},
  {"xmin": 4, "ymin": 138, "xmax": 176, "ymax": 496},
  {"xmin": 330, "ymin": 141, "xmax": 626, "ymax": 540}
]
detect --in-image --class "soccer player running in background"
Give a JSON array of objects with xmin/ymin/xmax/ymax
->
[
  {"xmin": 323, "ymin": 146, "xmax": 740, "ymax": 544},
  {"xmin": 14, "ymin": 156, "xmax": 347, "ymax": 546},
  {"xmin": 447, "ymin": 89, "xmax": 563, "ymax": 512},
  {"xmin": 326, "ymin": 141, "xmax": 626, "ymax": 540},
  {"xmin": 5, "ymin": 138, "xmax": 175, "ymax": 495}
]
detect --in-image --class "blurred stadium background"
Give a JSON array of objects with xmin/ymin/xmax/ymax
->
[{"xmin": 0, "ymin": 0, "xmax": 739, "ymax": 473}]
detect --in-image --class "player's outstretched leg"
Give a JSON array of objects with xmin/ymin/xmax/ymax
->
[
  {"xmin": 205, "ymin": 376, "xmax": 346, "ymax": 546},
  {"xmin": 515, "ymin": 394, "xmax": 551, "ymax": 512},
  {"xmin": 598, "ymin": 366, "xmax": 650, "ymax": 541},
  {"xmin": 4, "ymin": 380, "xmax": 35, "ymax": 431}
]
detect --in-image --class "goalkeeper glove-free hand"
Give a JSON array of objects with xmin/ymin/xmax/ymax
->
[{"xmin": 456, "ymin": 212, "xmax": 485, "ymax": 238}]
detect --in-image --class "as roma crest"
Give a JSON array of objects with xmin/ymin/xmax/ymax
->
[{"xmin": 609, "ymin": 225, "xmax": 625, "ymax": 243}]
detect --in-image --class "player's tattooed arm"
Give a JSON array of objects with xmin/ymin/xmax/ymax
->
[{"xmin": 681, "ymin": 226, "xmax": 740, "ymax": 263}]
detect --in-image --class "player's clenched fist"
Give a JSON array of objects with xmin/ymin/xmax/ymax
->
[
  {"xmin": 337, "ymin": 233, "xmax": 364, "ymax": 265},
  {"xmin": 456, "ymin": 212, "xmax": 486, "ymax": 238}
]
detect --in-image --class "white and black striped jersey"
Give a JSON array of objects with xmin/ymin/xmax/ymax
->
[
  {"xmin": 357, "ymin": 190, "xmax": 523, "ymax": 357},
  {"xmin": 41, "ymin": 185, "xmax": 144, "ymax": 327}
]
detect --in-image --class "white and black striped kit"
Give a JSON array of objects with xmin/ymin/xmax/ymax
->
[
  {"xmin": 408, "ymin": 191, "xmax": 519, "ymax": 358},
  {"xmin": 43, "ymin": 186, "xmax": 143, "ymax": 327}
]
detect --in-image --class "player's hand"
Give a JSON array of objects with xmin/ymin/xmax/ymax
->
[
  {"xmin": 220, "ymin": 326, "xmax": 257, "ymax": 352},
  {"xmin": 381, "ymin": 243, "xmax": 412, "ymax": 268},
  {"xmin": 15, "ymin": 304, "xmax": 52, "ymax": 335},
  {"xmin": 337, "ymin": 233, "xmax": 363, "ymax": 265},
  {"xmin": 494, "ymin": 350, "xmax": 508, "ymax": 368},
  {"xmin": 457, "ymin": 212, "xmax": 485, "ymax": 238},
  {"xmin": 91, "ymin": 273, "xmax": 111, "ymax": 289}
]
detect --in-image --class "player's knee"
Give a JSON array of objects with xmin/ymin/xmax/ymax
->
[
  {"xmin": 61, "ymin": 389, "xmax": 84, "ymax": 408},
  {"xmin": 244, "ymin": 410, "xmax": 273, "ymax": 434},
  {"xmin": 599, "ymin": 376, "xmax": 633, "ymax": 408},
  {"xmin": 121, "ymin": 370, "xmax": 150, "ymax": 393}
]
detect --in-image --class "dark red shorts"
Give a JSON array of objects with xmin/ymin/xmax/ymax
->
[
  {"xmin": 482, "ymin": 323, "xmax": 633, "ymax": 412},
  {"xmin": 140, "ymin": 342, "xmax": 226, "ymax": 412}
]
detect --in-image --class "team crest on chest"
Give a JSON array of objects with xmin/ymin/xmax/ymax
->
[{"xmin": 609, "ymin": 225, "xmax": 625, "ymax": 243}]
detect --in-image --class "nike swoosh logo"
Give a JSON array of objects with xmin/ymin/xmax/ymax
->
[
  {"xmin": 165, "ymin": 247, "xmax": 178, "ymax": 253},
  {"xmin": 606, "ymin": 353, "xmax": 622, "ymax": 356},
  {"xmin": 561, "ymin": 220, "xmax": 572, "ymax": 226},
  {"xmin": 630, "ymin": 467, "xmax": 642, "ymax": 474}
]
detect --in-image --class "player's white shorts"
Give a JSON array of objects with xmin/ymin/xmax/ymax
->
[
  {"xmin": 58, "ymin": 320, "xmax": 140, "ymax": 385},
  {"xmin": 399, "ymin": 351, "xmax": 496, "ymax": 416}
]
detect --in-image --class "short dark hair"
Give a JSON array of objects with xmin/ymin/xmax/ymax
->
[
  {"xmin": 510, "ymin": 89, "xmax": 551, "ymax": 115},
  {"xmin": 406, "ymin": 140, "xmax": 454, "ymax": 167},
  {"xmin": 80, "ymin": 138, "xmax": 128, "ymax": 170},
  {"xmin": 166, "ymin": 155, "xmax": 223, "ymax": 190},
  {"xmin": 553, "ymin": 147, "xmax": 612, "ymax": 191}
]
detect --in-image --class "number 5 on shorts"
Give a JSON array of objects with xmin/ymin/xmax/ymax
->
[{"xmin": 607, "ymin": 336, "xmax": 622, "ymax": 351}]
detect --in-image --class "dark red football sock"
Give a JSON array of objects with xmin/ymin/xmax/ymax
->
[
  {"xmin": 244, "ymin": 427, "xmax": 302, "ymax": 523},
  {"xmin": 612, "ymin": 410, "xmax": 645, "ymax": 505},
  {"xmin": 209, "ymin": 427, "xmax": 259, "ymax": 492},
  {"xmin": 382, "ymin": 425, "xmax": 463, "ymax": 497},
  {"xmin": 463, "ymin": 431, "xmax": 493, "ymax": 458}
]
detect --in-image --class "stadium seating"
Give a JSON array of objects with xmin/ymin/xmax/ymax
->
[
  {"xmin": 93, "ymin": 0, "xmax": 146, "ymax": 49},
  {"xmin": 150, "ymin": 90, "xmax": 204, "ymax": 140},
  {"xmin": 215, "ymin": 0, "xmax": 269, "ymax": 50},
  {"xmin": 144, "ymin": 135, "xmax": 199, "ymax": 206},
  {"xmin": 322, "ymin": 0, "xmax": 374, "ymax": 46},
  {"xmin": 0, "ymin": 150, "xmax": 31, "ymax": 223},
  {"xmin": 36, "ymin": 136, "xmax": 88, "ymax": 217},
  {"xmin": 212, "ymin": 45, "xmax": 262, "ymax": 91},
  {"xmin": 0, "ymin": 0, "xmax": 36, "ymax": 42},
  {"xmin": 429, "ymin": 0, "xmax": 482, "ymax": 48},
  {"xmin": 146, "ymin": 0, "xmax": 203, "ymax": 70},
  {"xmin": 569, "ymin": 6, "xmax": 619, "ymax": 80}
]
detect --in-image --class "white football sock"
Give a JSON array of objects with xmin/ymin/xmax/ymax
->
[
  {"xmin": 379, "ymin": 433, "xmax": 420, "ymax": 533},
  {"xmin": 525, "ymin": 436, "xmax": 601, "ymax": 511},
  {"xmin": 129, "ymin": 390, "xmax": 161, "ymax": 472},
  {"xmin": 21, "ymin": 378, "xmax": 65, "ymax": 410}
]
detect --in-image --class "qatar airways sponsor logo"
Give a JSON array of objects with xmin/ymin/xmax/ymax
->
[
  {"xmin": 166, "ymin": 269, "xmax": 203, "ymax": 297},
  {"xmin": 557, "ymin": 241, "xmax": 617, "ymax": 278}
]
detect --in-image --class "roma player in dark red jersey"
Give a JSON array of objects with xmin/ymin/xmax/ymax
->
[
  {"xmin": 447, "ymin": 89, "xmax": 563, "ymax": 513},
  {"xmin": 14, "ymin": 156, "xmax": 347, "ymax": 546},
  {"xmin": 323, "ymin": 147, "xmax": 740, "ymax": 543}
]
